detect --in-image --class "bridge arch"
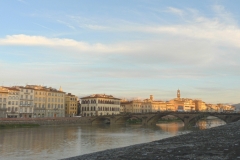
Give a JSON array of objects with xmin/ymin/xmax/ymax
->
[
  {"xmin": 231, "ymin": 116, "xmax": 240, "ymax": 122},
  {"xmin": 114, "ymin": 115, "xmax": 142, "ymax": 125},
  {"xmin": 146, "ymin": 113, "xmax": 185, "ymax": 125},
  {"xmin": 91, "ymin": 116, "xmax": 111, "ymax": 125},
  {"xmin": 188, "ymin": 114, "xmax": 227, "ymax": 127}
]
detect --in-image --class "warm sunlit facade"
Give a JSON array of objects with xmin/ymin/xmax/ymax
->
[
  {"xmin": 65, "ymin": 93, "xmax": 78, "ymax": 117},
  {"xmin": 120, "ymin": 90, "xmax": 235, "ymax": 114},
  {"xmin": 81, "ymin": 94, "xmax": 121, "ymax": 117},
  {"xmin": 0, "ymin": 87, "xmax": 8, "ymax": 118},
  {"xmin": 31, "ymin": 85, "xmax": 65, "ymax": 118}
]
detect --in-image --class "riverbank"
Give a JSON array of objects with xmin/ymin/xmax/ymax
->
[
  {"xmin": 0, "ymin": 117, "xmax": 91, "ymax": 126},
  {"xmin": 0, "ymin": 124, "xmax": 39, "ymax": 129},
  {"xmin": 66, "ymin": 121, "xmax": 240, "ymax": 160}
]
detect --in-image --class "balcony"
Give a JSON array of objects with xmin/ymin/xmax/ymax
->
[{"xmin": 20, "ymin": 104, "xmax": 33, "ymax": 107}]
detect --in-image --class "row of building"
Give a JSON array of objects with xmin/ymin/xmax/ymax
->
[
  {"xmin": 0, "ymin": 85, "xmax": 235, "ymax": 118},
  {"xmin": 0, "ymin": 85, "xmax": 78, "ymax": 118},
  {"xmin": 80, "ymin": 89, "xmax": 235, "ymax": 117}
]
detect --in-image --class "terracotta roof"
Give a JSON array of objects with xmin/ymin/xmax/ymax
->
[{"xmin": 81, "ymin": 94, "xmax": 121, "ymax": 100}]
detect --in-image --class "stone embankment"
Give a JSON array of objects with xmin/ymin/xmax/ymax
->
[
  {"xmin": 66, "ymin": 121, "xmax": 240, "ymax": 160},
  {"xmin": 0, "ymin": 117, "xmax": 91, "ymax": 126}
]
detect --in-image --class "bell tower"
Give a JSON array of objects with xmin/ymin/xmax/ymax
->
[{"xmin": 177, "ymin": 89, "xmax": 180, "ymax": 99}]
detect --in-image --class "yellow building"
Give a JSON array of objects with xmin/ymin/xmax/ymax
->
[
  {"xmin": 194, "ymin": 99, "xmax": 207, "ymax": 112},
  {"xmin": 26, "ymin": 85, "xmax": 65, "ymax": 118},
  {"xmin": 169, "ymin": 90, "xmax": 195, "ymax": 112},
  {"xmin": 0, "ymin": 87, "xmax": 8, "ymax": 118},
  {"xmin": 65, "ymin": 93, "xmax": 78, "ymax": 117},
  {"xmin": 121, "ymin": 99, "xmax": 142, "ymax": 113},
  {"xmin": 121, "ymin": 95, "xmax": 173, "ymax": 114}
]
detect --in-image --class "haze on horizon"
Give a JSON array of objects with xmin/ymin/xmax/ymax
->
[{"xmin": 0, "ymin": 0, "xmax": 240, "ymax": 104}]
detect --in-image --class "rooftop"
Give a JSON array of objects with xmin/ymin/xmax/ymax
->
[{"xmin": 81, "ymin": 94, "xmax": 121, "ymax": 100}]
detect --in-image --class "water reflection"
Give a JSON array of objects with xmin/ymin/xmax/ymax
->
[
  {"xmin": 156, "ymin": 122, "xmax": 185, "ymax": 134},
  {"xmin": 0, "ymin": 118, "xmax": 225, "ymax": 160},
  {"xmin": 196, "ymin": 116, "xmax": 226, "ymax": 130}
]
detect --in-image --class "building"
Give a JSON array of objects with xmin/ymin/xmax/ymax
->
[
  {"xmin": 142, "ymin": 95, "xmax": 172, "ymax": 112},
  {"xmin": 65, "ymin": 93, "xmax": 78, "ymax": 117},
  {"xmin": 29, "ymin": 85, "xmax": 65, "ymax": 118},
  {"xmin": 81, "ymin": 94, "xmax": 121, "ymax": 116},
  {"xmin": 120, "ymin": 99, "xmax": 142, "ymax": 113},
  {"xmin": 0, "ymin": 87, "xmax": 8, "ymax": 118},
  {"xmin": 15, "ymin": 86, "xmax": 35, "ymax": 118},
  {"xmin": 120, "ymin": 95, "xmax": 172, "ymax": 114},
  {"xmin": 6, "ymin": 87, "xmax": 20, "ymax": 118},
  {"xmin": 169, "ymin": 90, "xmax": 196, "ymax": 112},
  {"xmin": 194, "ymin": 99, "xmax": 207, "ymax": 112}
]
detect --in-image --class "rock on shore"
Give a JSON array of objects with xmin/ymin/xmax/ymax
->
[{"xmin": 65, "ymin": 121, "xmax": 240, "ymax": 160}]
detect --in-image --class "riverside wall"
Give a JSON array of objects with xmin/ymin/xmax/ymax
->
[
  {"xmin": 65, "ymin": 121, "xmax": 240, "ymax": 160},
  {"xmin": 0, "ymin": 117, "xmax": 92, "ymax": 125}
]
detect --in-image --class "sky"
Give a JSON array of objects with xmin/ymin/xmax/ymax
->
[{"xmin": 0, "ymin": 0, "xmax": 240, "ymax": 104}]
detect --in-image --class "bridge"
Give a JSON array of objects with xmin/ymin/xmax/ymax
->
[{"xmin": 87, "ymin": 112, "xmax": 240, "ymax": 127}]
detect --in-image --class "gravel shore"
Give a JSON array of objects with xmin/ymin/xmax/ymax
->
[{"xmin": 65, "ymin": 121, "xmax": 240, "ymax": 160}]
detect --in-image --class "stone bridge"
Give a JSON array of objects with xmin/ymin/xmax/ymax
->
[{"xmin": 88, "ymin": 112, "xmax": 240, "ymax": 127}]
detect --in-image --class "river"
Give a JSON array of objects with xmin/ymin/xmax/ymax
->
[{"xmin": 0, "ymin": 117, "xmax": 226, "ymax": 160}]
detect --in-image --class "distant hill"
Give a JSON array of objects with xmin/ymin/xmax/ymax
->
[{"xmin": 233, "ymin": 103, "xmax": 240, "ymax": 111}]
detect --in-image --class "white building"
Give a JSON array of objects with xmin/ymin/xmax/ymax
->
[
  {"xmin": 6, "ymin": 87, "xmax": 20, "ymax": 118},
  {"xmin": 81, "ymin": 94, "xmax": 121, "ymax": 117},
  {"xmin": 17, "ymin": 86, "xmax": 35, "ymax": 118}
]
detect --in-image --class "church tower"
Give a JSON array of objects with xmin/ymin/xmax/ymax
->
[
  {"xmin": 59, "ymin": 86, "xmax": 63, "ymax": 92},
  {"xmin": 177, "ymin": 89, "xmax": 180, "ymax": 99}
]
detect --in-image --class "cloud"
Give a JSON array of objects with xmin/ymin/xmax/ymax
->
[
  {"xmin": 57, "ymin": 20, "xmax": 76, "ymax": 30},
  {"xmin": 166, "ymin": 7, "xmax": 184, "ymax": 16},
  {"xmin": 0, "ymin": 34, "xmax": 137, "ymax": 53}
]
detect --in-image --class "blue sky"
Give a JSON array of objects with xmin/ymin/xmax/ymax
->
[{"xmin": 0, "ymin": 0, "xmax": 240, "ymax": 103}]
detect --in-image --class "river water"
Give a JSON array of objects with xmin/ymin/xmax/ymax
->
[{"xmin": 0, "ymin": 117, "xmax": 225, "ymax": 160}]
